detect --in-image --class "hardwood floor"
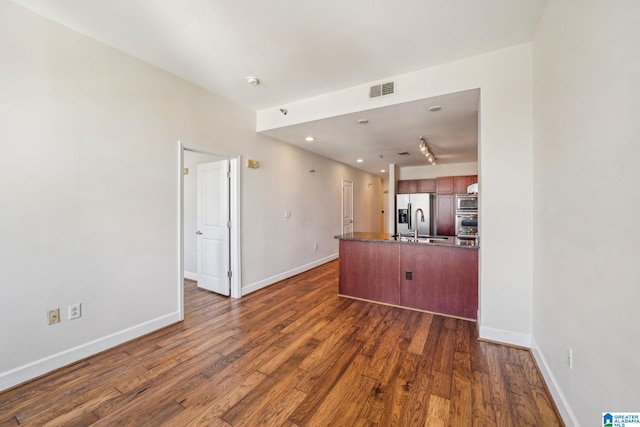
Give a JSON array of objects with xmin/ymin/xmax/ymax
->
[{"xmin": 0, "ymin": 260, "xmax": 563, "ymax": 426}]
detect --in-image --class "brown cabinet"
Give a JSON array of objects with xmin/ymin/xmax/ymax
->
[
  {"xmin": 397, "ymin": 179, "xmax": 418, "ymax": 194},
  {"xmin": 400, "ymin": 244, "xmax": 478, "ymax": 319},
  {"xmin": 454, "ymin": 176, "xmax": 470, "ymax": 194},
  {"xmin": 418, "ymin": 178, "xmax": 436, "ymax": 193},
  {"xmin": 337, "ymin": 238, "xmax": 478, "ymax": 320},
  {"xmin": 436, "ymin": 194, "xmax": 455, "ymax": 236},
  {"xmin": 436, "ymin": 176, "xmax": 454, "ymax": 194},
  {"xmin": 454, "ymin": 175, "xmax": 478, "ymax": 194},
  {"xmin": 338, "ymin": 240, "xmax": 400, "ymax": 305}
]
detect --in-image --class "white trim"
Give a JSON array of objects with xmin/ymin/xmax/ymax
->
[
  {"xmin": 178, "ymin": 141, "xmax": 242, "ymax": 303},
  {"xmin": 530, "ymin": 338, "xmax": 579, "ymax": 427},
  {"xmin": 0, "ymin": 312, "xmax": 180, "ymax": 392},
  {"xmin": 184, "ymin": 271, "xmax": 198, "ymax": 281},
  {"xmin": 242, "ymin": 254, "xmax": 338, "ymax": 296},
  {"xmin": 478, "ymin": 325, "xmax": 532, "ymax": 348}
]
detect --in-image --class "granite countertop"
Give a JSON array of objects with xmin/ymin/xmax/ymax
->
[{"xmin": 334, "ymin": 231, "xmax": 479, "ymax": 249}]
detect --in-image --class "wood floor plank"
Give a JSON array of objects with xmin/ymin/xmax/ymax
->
[
  {"xmin": 0, "ymin": 260, "xmax": 564, "ymax": 426},
  {"xmin": 424, "ymin": 394, "xmax": 451, "ymax": 427},
  {"xmin": 450, "ymin": 351, "xmax": 473, "ymax": 426},
  {"xmin": 169, "ymin": 371, "xmax": 268, "ymax": 426}
]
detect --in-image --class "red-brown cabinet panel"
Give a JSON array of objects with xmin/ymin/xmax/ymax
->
[
  {"xmin": 338, "ymin": 240, "xmax": 401, "ymax": 305},
  {"xmin": 397, "ymin": 180, "xmax": 419, "ymax": 194},
  {"xmin": 436, "ymin": 194, "xmax": 455, "ymax": 236},
  {"xmin": 400, "ymin": 245, "xmax": 478, "ymax": 319},
  {"xmin": 436, "ymin": 176, "xmax": 454, "ymax": 194},
  {"xmin": 418, "ymin": 178, "xmax": 436, "ymax": 193},
  {"xmin": 453, "ymin": 176, "xmax": 471, "ymax": 194}
]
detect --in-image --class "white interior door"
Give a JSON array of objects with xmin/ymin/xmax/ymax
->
[
  {"xmin": 196, "ymin": 160, "xmax": 230, "ymax": 295},
  {"xmin": 342, "ymin": 180, "xmax": 354, "ymax": 234}
]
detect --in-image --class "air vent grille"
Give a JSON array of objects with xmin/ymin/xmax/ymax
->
[{"xmin": 369, "ymin": 81, "xmax": 395, "ymax": 98}]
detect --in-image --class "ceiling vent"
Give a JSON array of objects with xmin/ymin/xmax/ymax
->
[{"xmin": 369, "ymin": 81, "xmax": 395, "ymax": 98}]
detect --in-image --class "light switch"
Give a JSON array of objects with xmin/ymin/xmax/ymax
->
[{"xmin": 284, "ymin": 210, "xmax": 291, "ymax": 219}]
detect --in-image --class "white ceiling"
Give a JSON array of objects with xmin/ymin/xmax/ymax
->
[
  {"xmin": 262, "ymin": 89, "xmax": 480, "ymax": 175},
  {"xmin": 11, "ymin": 0, "xmax": 547, "ymax": 175}
]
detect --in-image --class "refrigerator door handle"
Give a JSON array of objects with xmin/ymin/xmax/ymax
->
[{"xmin": 408, "ymin": 203, "xmax": 412, "ymax": 229}]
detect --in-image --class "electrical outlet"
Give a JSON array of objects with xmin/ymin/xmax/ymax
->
[
  {"xmin": 69, "ymin": 303, "xmax": 81, "ymax": 320},
  {"xmin": 314, "ymin": 243, "xmax": 318, "ymax": 251},
  {"xmin": 48, "ymin": 308, "xmax": 60, "ymax": 325},
  {"xmin": 566, "ymin": 347, "xmax": 573, "ymax": 369}
]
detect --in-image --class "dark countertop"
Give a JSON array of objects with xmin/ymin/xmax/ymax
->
[{"xmin": 334, "ymin": 231, "xmax": 479, "ymax": 249}]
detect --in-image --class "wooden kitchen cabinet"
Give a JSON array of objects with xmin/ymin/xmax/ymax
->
[
  {"xmin": 436, "ymin": 176, "xmax": 454, "ymax": 194},
  {"xmin": 436, "ymin": 194, "xmax": 455, "ymax": 236},
  {"xmin": 397, "ymin": 179, "xmax": 418, "ymax": 194},
  {"xmin": 338, "ymin": 240, "xmax": 401, "ymax": 305},
  {"xmin": 418, "ymin": 178, "xmax": 436, "ymax": 193},
  {"xmin": 400, "ymin": 244, "xmax": 478, "ymax": 319},
  {"xmin": 454, "ymin": 175, "xmax": 478, "ymax": 194},
  {"xmin": 454, "ymin": 176, "xmax": 470, "ymax": 194}
]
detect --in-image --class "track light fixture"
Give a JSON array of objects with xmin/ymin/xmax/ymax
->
[{"xmin": 418, "ymin": 137, "xmax": 437, "ymax": 165}]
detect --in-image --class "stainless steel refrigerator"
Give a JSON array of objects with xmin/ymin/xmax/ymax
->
[{"xmin": 396, "ymin": 193, "xmax": 435, "ymax": 236}]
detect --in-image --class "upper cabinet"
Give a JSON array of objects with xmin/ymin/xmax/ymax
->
[
  {"xmin": 397, "ymin": 179, "xmax": 418, "ymax": 194},
  {"xmin": 436, "ymin": 176, "xmax": 454, "ymax": 194},
  {"xmin": 398, "ymin": 175, "xmax": 478, "ymax": 195},
  {"xmin": 398, "ymin": 178, "xmax": 436, "ymax": 194},
  {"xmin": 456, "ymin": 175, "xmax": 478, "ymax": 194},
  {"xmin": 418, "ymin": 178, "xmax": 436, "ymax": 193}
]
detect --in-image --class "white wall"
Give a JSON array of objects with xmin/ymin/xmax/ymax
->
[
  {"xmin": 532, "ymin": 0, "xmax": 640, "ymax": 425},
  {"xmin": 0, "ymin": 1, "xmax": 381, "ymax": 390},
  {"xmin": 258, "ymin": 44, "xmax": 535, "ymax": 346},
  {"xmin": 399, "ymin": 162, "xmax": 478, "ymax": 180}
]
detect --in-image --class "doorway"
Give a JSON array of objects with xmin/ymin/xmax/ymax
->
[{"xmin": 178, "ymin": 142, "xmax": 241, "ymax": 320}]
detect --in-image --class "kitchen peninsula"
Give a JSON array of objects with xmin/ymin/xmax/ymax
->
[{"xmin": 335, "ymin": 232, "xmax": 478, "ymax": 320}]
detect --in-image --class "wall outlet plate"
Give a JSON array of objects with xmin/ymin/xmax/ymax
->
[
  {"xmin": 69, "ymin": 303, "xmax": 81, "ymax": 320},
  {"xmin": 48, "ymin": 308, "xmax": 60, "ymax": 325}
]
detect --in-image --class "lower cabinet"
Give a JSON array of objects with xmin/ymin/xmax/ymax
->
[
  {"xmin": 338, "ymin": 240, "xmax": 400, "ymax": 305},
  {"xmin": 400, "ymin": 244, "xmax": 478, "ymax": 319},
  {"xmin": 338, "ymin": 240, "xmax": 478, "ymax": 319}
]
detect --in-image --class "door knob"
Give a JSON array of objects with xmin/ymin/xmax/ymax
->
[{"xmin": 196, "ymin": 231, "xmax": 203, "ymax": 235}]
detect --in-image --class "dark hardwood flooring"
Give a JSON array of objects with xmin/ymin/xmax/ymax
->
[{"xmin": 0, "ymin": 260, "xmax": 563, "ymax": 426}]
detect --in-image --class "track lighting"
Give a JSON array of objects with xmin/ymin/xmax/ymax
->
[{"xmin": 418, "ymin": 137, "xmax": 437, "ymax": 165}]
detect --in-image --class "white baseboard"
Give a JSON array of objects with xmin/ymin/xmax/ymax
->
[
  {"xmin": 242, "ymin": 254, "xmax": 339, "ymax": 296},
  {"xmin": 530, "ymin": 338, "xmax": 579, "ymax": 427},
  {"xmin": 184, "ymin": 271, "xmax": 198, "ymax": 281},
  {"xmin": 0, "ymin": 311, "xmax": 181, "ymax": 392},
  {"xmin": 479, "ymin": 325, "xmax": 532, "ymax": 348}
]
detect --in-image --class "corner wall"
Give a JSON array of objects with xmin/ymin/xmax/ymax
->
[
  {"xmin": 0, "ymin": 1, "xmax": 381, "ymax": 390},
  {"xmin": 532, "ymin": 0, "xmax": 640, "ymax": 424},
  {"xmin": 258, "ymin": 43, "xmax": 535, "ymax": 347}
]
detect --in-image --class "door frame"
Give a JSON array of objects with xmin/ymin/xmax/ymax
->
[{"xmin": 178, "ymin": 141, "xmax": 241, "ymax": 321}]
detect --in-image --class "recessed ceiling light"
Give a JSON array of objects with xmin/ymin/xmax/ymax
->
[
  {"xmin": 304, "ymin": 136, "xmax": 315, "ymax": 142},
  {"xmin": 357, "ymin": 119, "xmax": 369, "ymax": 124},
  {"xmin": 356, "ymin": 159, "xmax": 364, "ymax": 163},
  {"xmin": 380, "ymin": 169, "xmax": 386, "ymax": 173},
  {"xmin": 246, "ymin": 76, "xmax": 260, "ymax": 86},
  {"xmin": 428, "ymin": 105, "xmax": 441, "ymax": 112}
]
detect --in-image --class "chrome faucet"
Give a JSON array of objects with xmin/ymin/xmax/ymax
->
[{"xmin": 413, "ymin": 208, "xmax": 425, "ymax": 239}]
